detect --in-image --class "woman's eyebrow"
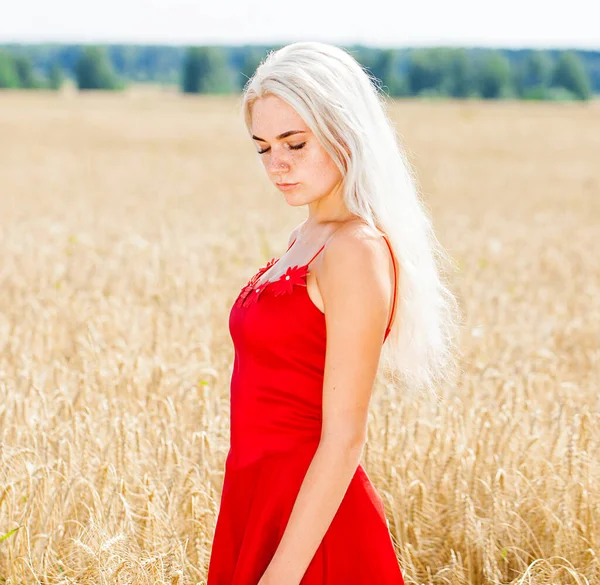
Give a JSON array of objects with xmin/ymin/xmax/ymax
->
[{"xmin": 251, "ymin": 130, "xmax": 306, "ymax": 142}]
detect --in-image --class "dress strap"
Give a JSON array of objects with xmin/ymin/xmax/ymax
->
[
  {"xmin": 382, "ymin": 234, "xmax": 397, "ymax": 337},
  {"xmin": 286, "ymin": 236, "xmax": 325, "ymax": 267},
  {"xmin": 306, "ymin": 242, "xmax": 326, "ymax": 266}
]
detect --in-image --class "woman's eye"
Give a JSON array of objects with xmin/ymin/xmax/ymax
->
[{"xmin": 257, "ymin": 142, "xmax": 306, "ymax": 155}]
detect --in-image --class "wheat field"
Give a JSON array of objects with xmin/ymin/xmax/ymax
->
[{"xmin": 0, "ymin": 90, "xmax": 599, "ymax": 584}]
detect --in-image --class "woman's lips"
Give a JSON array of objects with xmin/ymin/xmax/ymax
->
[{"xmin": 276, "ymin": 182, "xmax": 299, "ymax": 191}]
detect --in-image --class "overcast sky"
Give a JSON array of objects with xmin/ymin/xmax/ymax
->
[{"xmin": 1, "ymin": 0, "xmax": 599, "ymax": 49}]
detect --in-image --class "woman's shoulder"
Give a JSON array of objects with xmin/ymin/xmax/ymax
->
[
  {"xmin": 287, "ymin": 220, "xmax": 307, "ymax": 247},
  {"xmin": 289, "ymin": 217, "xmax": 386, "ymax": 256},
  {"xmin": 326, "ymin": 218, "xmax": 386, "ymax": 249},
  {"xmin": 315, "ymin": 221, "xmax": 388, "ymax": 283},
  {"xmin": 319, "ymin": 220, "xmax": 393, "ymax": 286},
  {"xmin": 315, "ymin": 220, "xmax": 393, "ymax": 321}
]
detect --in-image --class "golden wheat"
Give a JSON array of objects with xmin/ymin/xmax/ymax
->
[{"xmin": 0, "ymin": 90, "xmax": 598, "ymax": 584}]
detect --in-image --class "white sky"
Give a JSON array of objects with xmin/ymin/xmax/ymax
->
[{"xmin": 1, "ymin": 0, "xmax": 599, "ymax": 49}]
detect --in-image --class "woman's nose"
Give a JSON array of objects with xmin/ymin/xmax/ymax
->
[{"xmin": 267, "ymin": 151, "xmax": 290, "ymax": 173}]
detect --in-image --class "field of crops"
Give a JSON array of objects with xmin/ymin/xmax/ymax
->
[{"xmin": 0, "ymin": 91, "xmax": 598, "ymax": 584}]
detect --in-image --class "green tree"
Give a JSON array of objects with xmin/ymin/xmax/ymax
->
[
  {"xmin": 75, "ymin": 46, "xmax": 122, "ymax": 90},
  {"xmin": 367, "ymin": 49, "xmax": 392, "ymax": 92},
  {"xmin": 48, "ymin": 63, "xmax": 65, "ymax": 90},
  {"xmin": 238, "ymin": 47, "xmax": 266, "ymax": 90},
  {"xmin": 181, "ymin": 46, "xmax": 236, "ymax": 94},
  {"xmin": 522, "ymin": 50, "xmax": 552, "ymax": 87},
  {"xmin": 477, "ymin": 51, "xmax": 514, "ymax": 99},
  {"xmin": 182, "ymin": 47, "xmax": 203, "ymax": 93},
  {"xmin": 13, "ymin": 55, "xmax": 43, "ymax": 88},
  {"xmin": 551, "ymin": 51, "xmax": 592, "ymax": 100},
  {"xmin": 374, "ymin": 49, "xmax": 409, "ymax": 97},
  {"xmin": 0, "ymin": 50, "xmax": 19, "ymax": 88},
  {"xmin": 406, "ymin": 49, "xmax": 456, "ymax": 98},
  {"xmin": 448, "ymin": 49, "xmax": 477, "ymax": 98},
  {"xmin": 406, "ymin": 49, "xmax": 441, "ymax": 95},
  {"xmin": 515, "ymin": 50, "xmax": 553, "ymax": 99}
]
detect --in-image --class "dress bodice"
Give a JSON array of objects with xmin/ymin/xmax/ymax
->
[{"xmin": 226, "ymin": 234, "xmax": 397, "ymax": 471}]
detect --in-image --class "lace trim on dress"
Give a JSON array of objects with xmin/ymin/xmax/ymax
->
[
  {"xmin": 234, "ymin": 233, "xmax": 397, "ymax": 338},
  {"xmin": 234, "ymin": 238, "xmax": 321, "ymax": 309}
]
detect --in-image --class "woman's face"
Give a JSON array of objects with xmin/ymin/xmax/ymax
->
[{"xmin": 250, "ymin": 94, "xmax": 343, "ymax": 207}]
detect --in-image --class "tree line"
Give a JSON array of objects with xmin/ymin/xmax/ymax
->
[{"xmin": 0, "ymin": 44, "xmax": 596, "ymax": 101}]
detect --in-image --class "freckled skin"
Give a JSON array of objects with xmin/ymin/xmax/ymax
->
[{"xmin": 250, "ymin": 95, "xmax": 344, "ymax": 210}]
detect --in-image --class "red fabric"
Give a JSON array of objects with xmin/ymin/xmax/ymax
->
[{"xmin": 207, "ymin": 235, "xmax": 404, "ymax": 585}]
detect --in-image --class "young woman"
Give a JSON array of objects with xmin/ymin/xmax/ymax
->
[{"xmin": 207, "ymin": 42, "xmax": 461, "ymax": 585}]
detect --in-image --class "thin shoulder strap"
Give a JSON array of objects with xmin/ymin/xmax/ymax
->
[
  {"xmin": 306, "ymin": 241, "xmax": 326, "ymax": 266},
  {"xmin": 305, "ymin": 227, "xmax": 344, "ymax": 267},
  {"xmin": 382, "ymin": 234, "xmax": 397, "ymax": 337},
  {"xmin": 284, "ymin": 235, "xmax": 324, "ymax": 266}
]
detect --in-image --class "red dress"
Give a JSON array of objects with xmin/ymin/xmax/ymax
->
[{"xmin": 207, "ymin": 234, "xmax": 405, "ymax": 585}]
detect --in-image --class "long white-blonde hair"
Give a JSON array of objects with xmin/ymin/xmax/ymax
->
[{"xmin": 240, "ymin": 41, "xmax": 463, "ymax": 400}]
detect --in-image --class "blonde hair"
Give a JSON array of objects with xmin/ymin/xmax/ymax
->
[{"xmin": 240, "ymin": 41, "xmax": 463, "ymax": 401}]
